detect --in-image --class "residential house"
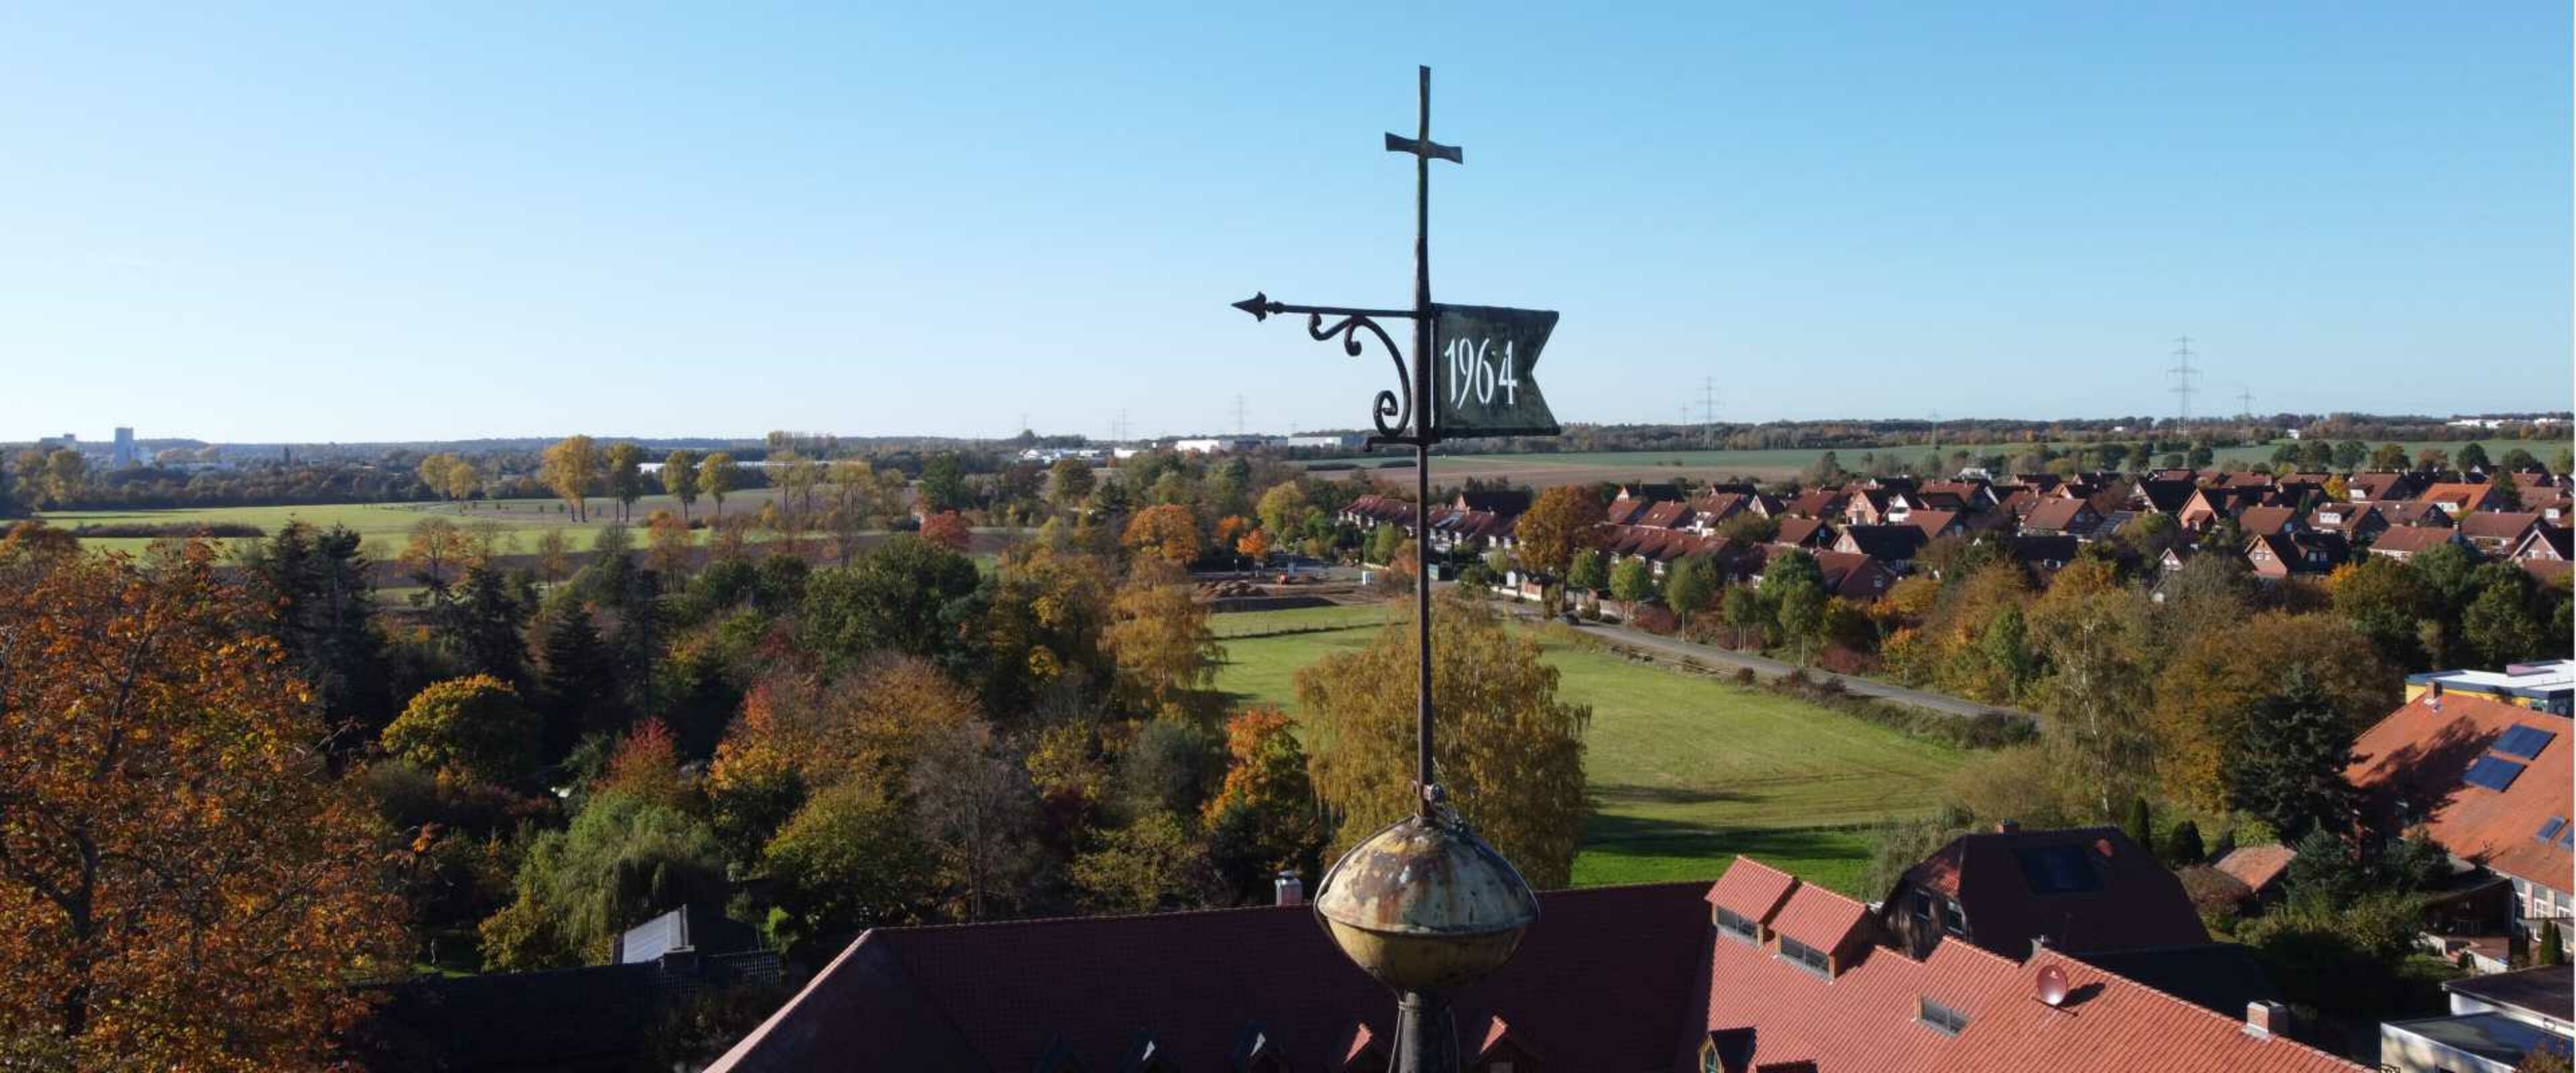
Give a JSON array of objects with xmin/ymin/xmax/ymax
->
[
  {"xmin": 2002, "ymin": 534, "xmax": 2081, "ymax": 576},
  {"xmin": 709, "ymin": 855, "xmax": 2369, "ymax": 1073},
  {"xmin": 2508, "ymin": 526, "xmax": 2571, "ymax": 565},
  {"xmin": 1786, "ymin": 488, "xmax": 1849, "ymax": 519},
  {"xmin": 2347, "ymin": 692, "xmax": 2575, "ymax": 968},
  {"xmin": 2178, "ymin": 485, "xmax": 2267, "ymax": 531},
  {"xmin": 2347, "ymin": 471, "xmax": 2427, "ymax": 503},
  {"xmin": 1845, "ymin": 488, "xmax": 1900, "ymax": 526},
  {"xmin": 1877, "ymin": 824, "xmax": 2211, "ymax": 963},
  {"xmin": 2420, "ymin": 482, "xmax": 2513, "ymax": 516},
  {"xmin": 1810, "ymin": 548, "xmax": 1898, "ymax": 600},
  {"xmin": 2456, "ymin": 511, "xmax": 2544, "ymax": 555},
  {"xmin": 2380, "ymin": 964, "xmax": 2575, "ymax": 1073},
  {"xmin": 2374, "ymin": 500, "xmax": 2457, "ymax": 529},
  {"xmin": 2367, "ymin": 525, "xmax": 2467, "ymax": 563},
  {"xmin": 2245, "ymin": 531, "xmax": 2349, "ymax": 580},
  {"xmin": 1773, "ymin": 515, "xmax": 1835, "ymax": 549},
  {"xmin": 1452, "ymin": 488, "xmax": 1532, "ymax": 516},
  {"xmin": 2308, "ymin": 502, "xmax": 2390, "ymax": 543},
  {"xmin": 2018, "ymin": 498, "xmax": 2102, "ymax": 538},
  {"xmin": 1904, "ymin": 508, "xmax": 1966, "ymax": 542},
  {"xmin": 2134, "ymin": 477, "xmax": 2202, "ymax": 518},
  {"xmin": 2236, "ymin": 504, "xmax": 2301, "ymax": 539},
  {"xmin": 1835, "ymin": 524, "xmax": 1929, "ymax": 573}
]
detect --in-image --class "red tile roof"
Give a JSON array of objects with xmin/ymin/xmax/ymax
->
[
  {"xmin": 2457, "ymin": 510, "xmax": 2542, "ymax": 544},
  {"xmin": 1699, "ymin": 862, "xmax": 2362, "ymax": 1072},
  {"xmin": 2367, "ymin": 525, "xmax": 2462, "ymax": 557},
  {"xmin": 2237, "ymin": 505, "xmax": 2298, "ymax": 535},
  {"xmin": 707, "ymin": 883, "xmax": 1715, "ymax": 1073},
  {"xmin": 1706, "ymin": 855, "xmax": 1799, "ymax": 924},
  {"xmin": 1768, "ymin": 882, "xmax": 1871, "ymax": 954},
  {"xmin": 2021, "ymin": 498, "xmax": 2095, "ymax": 532},
  {"xmin": 2347, "ymin": 693, "xmax": 2575, "ymax": 893},
  {"xmin": 2212, "ymin": 844, "xmax": 2298, "ymax": 893}
]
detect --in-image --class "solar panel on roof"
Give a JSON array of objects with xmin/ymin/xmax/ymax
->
[
  {"xmin": 2542, "ymin": 817, "xmax": 2569, "ymax": 844},
  {"xmin": 2494, "ymin": 725, "xmax": 2559, "ymax": 760},
  {"xmin": 2464, "ymin": 755, "xmax": 2527, "ymax": 792}
]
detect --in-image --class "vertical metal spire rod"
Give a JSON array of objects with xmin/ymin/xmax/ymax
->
[{"xmin": 1407, "ymin": 64, "xmax": 1437, "ymax": 813}]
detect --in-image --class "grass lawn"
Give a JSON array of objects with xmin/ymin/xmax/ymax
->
[
  {"xmin": 36, "ymin": 486, "xmax": 849, "ymax": 558},
  {"xmin": 1208, "ymin": 602, "xmax": 1392, "ymax": 638},
  {"xmin": 1210, "ymin": 608, "xmax": 1966, "ymax": 895}
]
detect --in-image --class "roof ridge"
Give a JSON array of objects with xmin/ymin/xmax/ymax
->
[
  {"xmin": 2048, "ymin": 948, "xmax": 2363, "ymax": 1070},
  {"xmin": 877, "ymin": 881, "xmax": 1720, "ymax": 934}
]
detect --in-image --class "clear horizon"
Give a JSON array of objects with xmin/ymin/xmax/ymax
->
[{"xmin": 3, "ymin": 3, "xmax": 2569, "ymax": 443}]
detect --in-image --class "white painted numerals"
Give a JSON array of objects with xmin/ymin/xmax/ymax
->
[{"xmin": 1444, "ymin": 337, "xmax": 1518, "ymax": 409}]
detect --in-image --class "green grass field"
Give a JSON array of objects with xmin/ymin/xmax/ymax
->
[
  {"xmin": 1208, "ymin": 602, "xmax": 1392, "ymax": 638},
  {"xmin": 40, "ymin": 488, "xmax": 797, "ymax": 557},
  {"xmin": 1211, "ymin": 608, "xmax": 1966, "ymax": 894}
]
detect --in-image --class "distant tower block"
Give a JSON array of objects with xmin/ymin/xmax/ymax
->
[{"xmin": 112, "ymin": 427, "xmax": 136, "ymax": 469}]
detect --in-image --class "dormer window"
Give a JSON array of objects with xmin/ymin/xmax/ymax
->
[
  {"xmin": 1777, "ymin": 935, "xmax": 1831, "ymax": 977},
  {"xmin": 1918, "ymin": 997, "xmax": 1970, "ymax": 1035},
  {"xmin": 1714, "ymin": 906, "xmax": 1758, "ymax": 944},
  {"xmin": 1943, "ymin": 899, "xmax": 1967, "ymax": 936}
]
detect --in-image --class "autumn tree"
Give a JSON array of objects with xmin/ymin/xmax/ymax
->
[
  {"xmin": 605, "ymin": 441, "xmax": 646, "ymax": 522},
  {"xmin": 398, "ymin": 515, "xmax": 471, "ymax": 591},
  {"xmin": 1050, "ymin": 457, "xmax": 1097, "ymax": 509},
  {"xmin": 0, "ymin": 547, "xmax": 405, "ymax": 1068},
  {"xmin": 1256, "ymin": 482, "xmax": 1309, "ymax": 539},
  {"xmin": 418, "ymin": 452, "xmax": 462, "ymax": 502},
  {"xmin": 1565, "ymin": 548, "xmax": 1608, "ymax": 594},
  {"xmin": 542, "ymin": 435, "xmax": 600, "ymax": 522},
  {"xmin": 1072, "ymin": 812, "xmax": 1219, "ymax": 913},
  {"xmin": 480, "ymin": 792, "xmax": 726, "ymax": 969},
  {"xmin": 798, "ymin": 536, "xmax": 982, "ymax": 667},
  {"xmin": 1236, "ymin": 526, "xmax": 1273, "ymax": 567},
  {"xmin": 699, "ymin": 451, "xmax": 737, "ymax": 518},
  {"xmin": 1204, "ymin": 708, "xmax": 1324, "ymax": 903},
  {"xmin": 534, "ymin": 527, "xmax": 573, "ymax": 586},
  {"xmin": 2027, "ymin": 586, "xmax": 2155, "ymax": 816},
  {"xmin": 2150, "ymin": 612, "xmax": 2394, "ymax": 811},
  {"xmin": 1515, "ymin": 485, "xmax": 1605, "ymax": 598},
  {"xmin": 382, "ymin": 675, "xmax": 541, "ymax": 788},
  {"xmin": 920, "ymin": 510, "xmax": 973, "ymax": 552},
  {"xmin": 2329, "ymin": 556, "xmax": 2435, "ymax": 669},
  {"xmin": 761, "ymin": 777, "xmax": 934, "ymax": 951},
  {"xmin": 647, "ymin": 509, "xmax": 694, "ymax": 580},
  {"xmin": 1609, "ymin": 557, "xmax": 1655, "ymax": 616},
  {"xmin": 1664, "ymin": 556, "xmax": 1719, "ymax": 628},
  {"xmin": 1123, "ymin": 503, "xmax": 1202, "ymax": 565},
  {"xmin": 662, "ymin": 450, "xmax": 700, "ymax": 520},
  {"xmin": 1102, "ymin": 562, "xmax": 1224, "ymax": 710},
  {"xmin": 1297, "ymin": 593, "xmax": 1590, "ymax": 889}
]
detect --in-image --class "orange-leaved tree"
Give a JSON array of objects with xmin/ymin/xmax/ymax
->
[
  {"xmin": 920, "ymin": 510, "xmax": 973, "ymax": 552},
  {"xmin": 1122, "ymin": 504, "xmax": 1201, "ymax": 566},
  {"xmin": 0, "ymin": 544, "xmax": 405, "ymax": 1070}
]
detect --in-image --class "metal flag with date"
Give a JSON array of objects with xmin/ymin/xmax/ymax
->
[{"xmin": 1430, "ymin": 302, "xmax": 1558, "ymax": 439}]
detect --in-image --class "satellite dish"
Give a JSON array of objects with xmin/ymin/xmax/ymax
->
[{"xmin": 2037, "ymin": 964, "xmax": 2070, "ymax": 1007}]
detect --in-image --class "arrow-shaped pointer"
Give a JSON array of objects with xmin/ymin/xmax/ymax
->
[{"xmin": 1230, "ymin": 292, "xmax": 1417, "ymax": 323}]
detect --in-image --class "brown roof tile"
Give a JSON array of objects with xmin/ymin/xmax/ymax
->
[
  {"xmin": 2212, "ymin": 844, "xmax": 2298, "ymax": 893},
  {"xmin": 2348, "ymin": 693, "xmax": 2575, "ymax": 893}
]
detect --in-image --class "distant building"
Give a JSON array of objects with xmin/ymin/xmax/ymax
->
[
  {"xmin": 111, "ymin": 427, "xmax": 136, "ymax": 469},
  {"xmin": 1170, "ymin": 436, "xmax": 1273, "ymax": 454},
  {"xmin": 1285, "ymin": 433, "xmax": 1364, "ymax": 449},
  {"xmin": 2405, "ymin": 661, "xmax": 2576, "ymax": 716}
]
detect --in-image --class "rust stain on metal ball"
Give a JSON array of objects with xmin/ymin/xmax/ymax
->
[{"xmin": 1312, "ymin": 813, "xmax": 1540, "ymax": 994}]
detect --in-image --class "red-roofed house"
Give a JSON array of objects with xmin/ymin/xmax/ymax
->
[
  {"xmin": 2367, "ymin": 525, "xmax": 2468, "ymax": 563},
  {"xmin": 2348, "ymin": 693, "xmax": 2574, "ymax": 965},
  {"xmin": 2018, "ymin": 498, "xmax": 2102, "ymax": 538},
  {"xmin": 1878, "ymin": 825, "xmax": 2209, "ymax": 962},
  {"xmin": 2419, "ymin": 482, "xmax": 2512, "ymax": 516},
  {"xmin": 2456, "ymin": 511, "xmax": 2544, "ymax": 554},
  {"xmin": 2212, "ymin": 844, "xmax": 2298, "ymax": 901},
  {"xmin": 708, "ymin": 854, "xmax": 2367, "ymax": 1073}
]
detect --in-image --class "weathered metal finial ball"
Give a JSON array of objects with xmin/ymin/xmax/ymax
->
[{"xmin": 1311, "ymin": 813, "xmax": 1540, "ymax": 994}]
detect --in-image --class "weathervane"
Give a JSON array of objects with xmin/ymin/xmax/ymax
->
[{"xmin": 1233, "ymin": 66, "xmax": 1560, "ymax": 1073}]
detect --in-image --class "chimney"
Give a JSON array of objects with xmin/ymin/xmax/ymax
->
[
  {"xmin": 2245, "ymin": 1000, "xmax": 2287, "ymax": 1038},
  {"xmin": 1995, "ymin": 819, "xmax": 2020, "ymax": 834},
  {"xmin": 1274, "ymin": 871, "xmax": 1304, "ymax": 907},
  {"xmin": 2428, "ymin": 681, "xmax": 2445, "ymax": 711}
]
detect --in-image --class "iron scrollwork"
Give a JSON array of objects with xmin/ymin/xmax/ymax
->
[{"xmin": 1305, "ymin": 313, "xmax": 1411, "ymax": 442}]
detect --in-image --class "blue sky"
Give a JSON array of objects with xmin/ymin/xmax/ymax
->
[{"xmin": 1, "ymin": 3, "xmax": 2566, "ymax": 443}]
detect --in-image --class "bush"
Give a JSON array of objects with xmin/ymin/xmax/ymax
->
[
  {"xmin": 2161, "ymin": 820, "xmax": 2206, "ymax": 866},
  {"xmin": 1733, "ymin": 667, "xmax": 1757, "ymax": 686}
]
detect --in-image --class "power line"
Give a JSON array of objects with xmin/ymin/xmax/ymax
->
[
  {"xmin": 2167, "ymin": 335, "xmax": 2200, "ymax": 423},
  {"xmin": 1700, "ymin": 376, "xmax": 1719, "ymax": 449},
  {"xmin": 2237, "ymin": 388, "xmax": 2255, "ymax": 420}
]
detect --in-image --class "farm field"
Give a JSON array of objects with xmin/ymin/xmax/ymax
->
[
  {"xmin": 1299, "ymin": 437, "xmax": 2553, "ymax": 487},
  {"xmin": 1210, "ymin": 606, "xmax": 1967, "ymax": 894},
  {"xmin": 39, "ymin": 488, "xmax": 799, "ymax": 557}
]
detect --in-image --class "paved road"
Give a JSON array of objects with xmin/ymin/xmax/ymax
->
[{"xmin": 1507, "ymin": 605, "xmax": 2035, "ymax": 722}]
